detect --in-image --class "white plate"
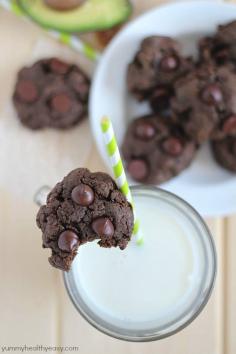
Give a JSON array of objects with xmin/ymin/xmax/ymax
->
[{"xmin": 89, "ymin": 0, "xmax": 236, "ymax": 217}]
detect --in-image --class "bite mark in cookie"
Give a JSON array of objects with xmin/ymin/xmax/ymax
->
[{"xmin": 36, "ymin": 168, "xmax": 134, "ymax": 271}]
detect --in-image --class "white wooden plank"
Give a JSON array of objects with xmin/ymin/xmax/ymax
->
[
  {"xmin": 0, "ymin": 191, "xmax": 59, "ymax": 345},
  {"xmin": 0, "ymin": 10, "xmax": 60, "ymax": 347},
  {"xmin": 86, "ymin": 143, "xmax": 107, "ymax": 172},
  {"xmin": 0, "ymin": 11, "xmax": 39, "ymax": 106},
  {"xmin": 224, "ymin": 217, "xmax": 236, "ymax": 354}
]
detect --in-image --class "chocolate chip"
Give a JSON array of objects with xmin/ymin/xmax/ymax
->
[
  {"xmin": 71, "ymin": 184, "xmax": 94, "ymax": 206},
  {"xmin": 215, "ymin": 49, "xmax": 229, "ymax": 63},
  {"xmin": 16, "ymin": 80, "xmax": 38, "ymax": 103},
  {"xmin": 160, "ymin": 55, "xmax": 179, "ymax": 72},
  {"xmin": 162, "ymin": 137, "xmax": 183, "ymax": 156},
  {"xmin": 58, "ymin": 230, "xmax": 79, "ymax": 252},
  {"xmin": 127, "ymin": 159, "xmax": 149, "ymax": 181},
  {"xmin": 213, "ymin": 45, "xmax": 229, "ymax": 64},
  {"xmin": 92, "ymin": 217, "xmax": 114, "ymax": 238},
  {"xmin": 223, "ymin": 115, "xmax": 236, "ymax": 134},
  {"xmin": 135, "ymin": 121, "xmax": 156, "ymax": 140},
  {"xmin": 51, "ymin": 93, "xmax": 71, "ymax": 113},
  {"xmin": 201, "ymin": 84, "xmax": 223, "ymax": 105},
  {"xmin": 49, "ymin": 58, "xmax": 70, "ymax": 74},
  {"xmin": 150, "ymin": 87, "xmax": 171, "ymax": 112}
]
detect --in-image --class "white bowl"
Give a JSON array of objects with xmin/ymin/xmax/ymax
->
[{"xmin": 89, "ymin": 0, "xmax": 236, "ymax": 217}]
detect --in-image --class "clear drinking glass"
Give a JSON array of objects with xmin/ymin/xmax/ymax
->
[{"xmin": 62, "ymin": 186, "xmax": 217, "ymax": 342}]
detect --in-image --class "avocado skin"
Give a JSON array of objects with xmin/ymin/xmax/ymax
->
[{"xmin": 18, "ymin": 0, "xmax": 133, "ymax": 33}]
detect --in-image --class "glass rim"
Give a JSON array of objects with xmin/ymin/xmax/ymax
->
[{"xmin": 63, "ymin": 185, "xmax": 217, "ymax": 342}]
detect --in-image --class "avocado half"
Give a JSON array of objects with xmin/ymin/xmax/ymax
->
[{"xmin": 18, "ymin": 0, "xmax": 132, "ymax": 33}]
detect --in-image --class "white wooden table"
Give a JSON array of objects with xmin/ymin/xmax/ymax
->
[{"xmin": 0, "ymin": 1, "xmax": 235, "ymax": 353}]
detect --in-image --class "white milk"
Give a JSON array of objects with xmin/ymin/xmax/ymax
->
[{"xmin": 72, "ymin": 193, "xmax": 206, "ymax": 330}]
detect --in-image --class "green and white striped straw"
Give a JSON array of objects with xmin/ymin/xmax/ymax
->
[
  {"xmin": 101, "ymin": 117, "xmax": 143, "ymax": 245},
  {"xmin": 0, "ymin": 0, "xmax": 101, "ymax": 62}
]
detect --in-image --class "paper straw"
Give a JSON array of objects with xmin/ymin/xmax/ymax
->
[
  {"xmin": 0, "ymin": 0, "xmax": 101, "ymax": 62},
  {"xmin": 101, "ymin": 117, "xmax": 144, "ymax": 245}
]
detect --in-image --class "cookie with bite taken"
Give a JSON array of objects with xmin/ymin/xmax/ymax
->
[
  {"xmin": 36, "ymin": 168, "xmax": 134, "ymax": 271},
  {"xmin": 13, "ymin": 58, "xmax": 90, "ymax": 130}
]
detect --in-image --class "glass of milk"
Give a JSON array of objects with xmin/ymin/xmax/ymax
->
[{"xmin": 64, "ymin": 186, "xmax": 217, "ymax": 341}]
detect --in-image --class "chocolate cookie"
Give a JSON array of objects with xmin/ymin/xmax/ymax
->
[
  {"xmin": 13, "ymin": 58, "xmax": 90, "ymax": 130},
  {"xmin": 122, "ymin": 115, "xmax": 196, "ymax": 184},
  {"xmin": 199, "ymin": 21, "xmax": 236, "ymax": 67},
  {"xmin": 171, "ymin": 65, "xmax": 236, "ymax": 143},
  {"xmin": 127, "ymin": 36, "xmax": 193, "ymax": 107},
  {"xmin": 36, "ymin": 168, "xmax": 134, "ymax": 271},
  {"xmin": 211, "ymin": 136, "xmax": 236, "ymax": 172}
]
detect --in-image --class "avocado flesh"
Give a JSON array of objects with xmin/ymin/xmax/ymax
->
[{"xmin": 18, "ymin": 0, "xmax": 132, "ymax": 33}]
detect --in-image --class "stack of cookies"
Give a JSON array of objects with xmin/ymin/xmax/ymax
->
[{"xmin": 123, "ymin": 21, "xmax": 236, "ymax": 184}]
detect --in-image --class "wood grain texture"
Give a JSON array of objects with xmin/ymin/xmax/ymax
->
[
  {"xmin": 0, "ymin": 192, "xmax": 60, "ymax": 345},
  {"xmin": 224, "ymin": 217, "xmax": 236, "ymax": 354},
  {"xmin": 0, "ymin": 0, "xmax": 235, "ymax": 353},
  {"xmin": 0, "ymin": 10, "xmax": 60, "ymax": 347}
]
